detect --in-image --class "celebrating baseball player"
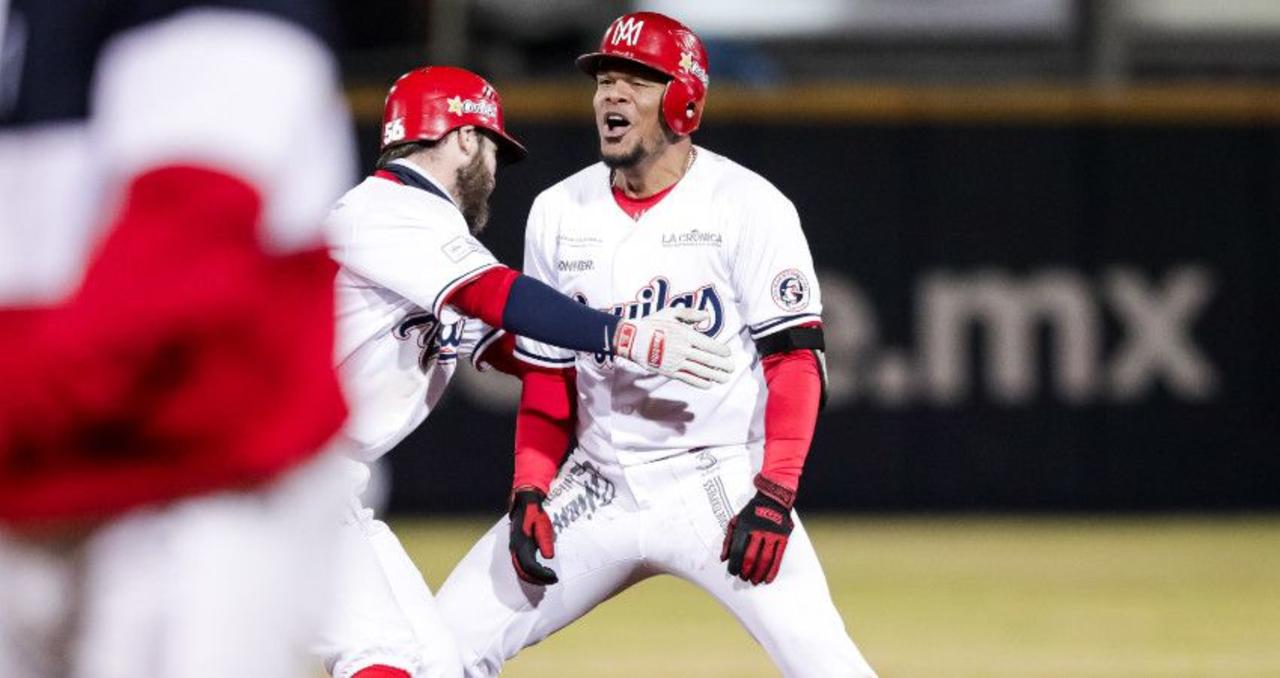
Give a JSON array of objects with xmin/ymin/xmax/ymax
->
[
  {"xmin": 313, "ymin": 66, "xmax": 732, "ymax": 678},
  {"xmin": 434, "ymin": 12, "xmax": 878, "ymax": 677}
]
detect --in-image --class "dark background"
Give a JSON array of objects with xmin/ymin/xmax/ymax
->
[{"xmin": 368, "ymin": 119, "xmax": 1280, "ymax": 514}]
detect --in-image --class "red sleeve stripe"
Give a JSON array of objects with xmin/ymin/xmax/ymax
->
[
  {"xmin": 430, "ymin": 263, "xmax": 504, "ymax": 319},
  {"xmin": 443, "ymin": 265, "xmax": 519, "ymax": 328}
]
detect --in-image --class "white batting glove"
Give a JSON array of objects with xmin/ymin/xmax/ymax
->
[{"xmin": 611, "ymin": 307, "xmax": 734, "ymax": 389}]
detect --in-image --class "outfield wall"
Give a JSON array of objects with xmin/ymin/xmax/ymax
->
[{"xmin": 356, "ymin": 85, "xmax": 1280, "ymax": 512}]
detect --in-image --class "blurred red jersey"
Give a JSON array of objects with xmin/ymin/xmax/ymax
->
[{"xmin": 0, "ymin": 0, "xmax": 354, "ymax": 524}]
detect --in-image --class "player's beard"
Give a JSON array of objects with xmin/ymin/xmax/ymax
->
[
  {"xmin": 600, "ymin": 125, "xmax": 678, "ymax": 170},
  {"xmin": 601, "ymin": 127, "xmax": 666, "ymax": 170},
  {"xmin": 456, "ymin": 152, "xmax": 495, "ymax": 235},
  {"xmin": 601, "ymin": 141, "xmax": 647, "ymax": 170}
]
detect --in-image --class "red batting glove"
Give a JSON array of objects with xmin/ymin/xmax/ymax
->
[
  {"xmin": 509, "ymin": 487, "xmax": 558, "ymax": 585},
  {"xmin": 720, "ymin": 475, "xmax": 796, "ymax": 585}
]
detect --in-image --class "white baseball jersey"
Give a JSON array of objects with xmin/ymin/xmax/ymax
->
[
  {"xmin": 516, "ymin": 146, "xmax": 822, "ymax": 466},
  {"xmin": 437, "ymin": 147, "xmax": 874, "ymax": 678},
  {"xmin": 326, "ymin": 159, "xmax": 506, "ymax": 462}
]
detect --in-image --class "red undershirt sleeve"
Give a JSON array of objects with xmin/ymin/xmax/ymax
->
[
  {"xmin": 512, "ymin": 367, "xmax": 577, "ymax": 495},
  {"xmin": 445, "ymin": 266, "xmax": 520, "ymax": 328},
  {"xmin": 759, "ymin": 350, "xmax": 823, "ymax": 500}
]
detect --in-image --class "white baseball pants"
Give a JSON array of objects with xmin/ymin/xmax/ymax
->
[
  {"xmin": 434, "ymin": 445, "xmax": 877, "ymax": 678},
  {"xmin": 311, "ymin": 463, "xmax": 462, "ymax": 678}
]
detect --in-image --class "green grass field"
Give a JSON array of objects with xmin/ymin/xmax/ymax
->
[{"xmin": 394, "ymin": 515, "xmax": 1280, "ymax": 678}]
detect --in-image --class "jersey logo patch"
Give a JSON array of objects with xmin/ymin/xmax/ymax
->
[
  {"xmin": 580, "ymin": 278, "xmax": 725, "ymax": 367},
  {"xmin": 608, "ymin": 277, "xmax": 724, "ymax": 336},
  {"xmin": 661, "ymin": 228, "xmax": 723, "ymax": 248},
  {"xmin": 771, "ymin": 269, "xmax": 810, "ymax": 312},
  {"xmin": 556, "ymin": 233, "xmax": 604, "ymax": 248},
  {"xmin": 556, "ymin": 259, "xmax": 595, "ymax": 272},
  {"xmin": 442, "ymin": 235, "xmax": 483, "ymax": 263},
  {"xmin": 394, "ymin": 311, "xmax": 463, "ymax": 372}
]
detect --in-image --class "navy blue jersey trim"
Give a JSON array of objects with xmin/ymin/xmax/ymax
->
[
  {"xmin": 514, "ymin": 345, "xmax": 576, "ymax": 365},
  {"xmin": 471, "ymin": 326, "xmax": 505, "ymax": 369},
  {"xmin": 381, "ymin": 162, "xmax": 456, "ymax": 206},
  {"xmin": 750, "ymin": 313, "xmax": 820, "ymax": 336}
]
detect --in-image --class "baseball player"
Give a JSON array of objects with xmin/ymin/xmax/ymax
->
[
  {"xmin": 1, "ymin": 1, "xmax": 354, "ymax": 676},
  {"xmin": 434, "ymin": 12, "xmax": 878, "ymax": 677},
  {"xmin": 313, "ymin": 66, "xmax": 733, "ymax": 678}
]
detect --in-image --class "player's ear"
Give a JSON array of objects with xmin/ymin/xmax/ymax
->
[{"xmin": 455, "ymin": 125, "xmax": 479, "ymax": 157}]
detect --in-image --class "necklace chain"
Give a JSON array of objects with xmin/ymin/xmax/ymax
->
[{"xmin": 612, "ymin": 147, "xmax": 696, "ymax": 193}]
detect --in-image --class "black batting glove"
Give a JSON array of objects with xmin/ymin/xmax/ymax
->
[
  {"xmin": 720, "ymin": 476, "xmax": 795, "ymax": 585},
  {"xmin": 509, "ymin": 487, "xmax": 558, "ymax": 586}
]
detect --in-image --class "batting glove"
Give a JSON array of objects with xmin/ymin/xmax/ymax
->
[
  {"xmin": 612, "ymin": 307, "xmax": 733, "ymax": 389},
  {"xmin": 720, "ymin": 475, "xmax": 796, "ymax": 585},
  {"xmin": 509, "ymin": 487, "xmax": 558, "ymax": 585}
]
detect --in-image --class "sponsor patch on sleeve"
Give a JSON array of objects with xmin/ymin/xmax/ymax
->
[
  {"xmin": 442, "ymin": 235, "xmax": 483, "ymax": 263},
  {"xmin": 771, "ymin": 269, "xmax": 811, "ymax": 311}
]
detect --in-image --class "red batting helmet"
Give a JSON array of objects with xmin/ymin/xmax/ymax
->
[
  {"xmin": 381, "ymin": 66, "xmax": 527, "ymax": 163},
  {"xmin": 576, "ymin": 12, "xmax": 709, "ymax": 136}
]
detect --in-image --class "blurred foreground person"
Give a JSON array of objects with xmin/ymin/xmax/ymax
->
[{"xmin": 0, "ymin": 1, "xmax": 355, "ymax": 675}]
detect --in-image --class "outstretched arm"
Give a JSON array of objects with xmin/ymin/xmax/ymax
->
[{"xmin": 446, "ymin": 267, "xmax": 733, "ymax": 388}]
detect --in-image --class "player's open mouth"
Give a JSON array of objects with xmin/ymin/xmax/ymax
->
[{"xmin": 602, "ymin": 113, "xmax": 632, "ymax": 140}]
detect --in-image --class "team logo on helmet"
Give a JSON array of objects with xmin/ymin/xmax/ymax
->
[
  {"xmin": 771, "ymin": 269, "xmax": 810, "ymax": 311},
  {"xmin": 382, "ymin": 117, "xmax": 406, "ymax": 145},
  {"xmin": 446, "ymin": 96, "xmax": 499, "ymax": 119},
  {"xmin": 609, "ymin": 16, "xmax": 646, "ymax": 47},
  {"xmin": 678, "ymin": 51, "xmax": 709, "ymax": 87}
]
